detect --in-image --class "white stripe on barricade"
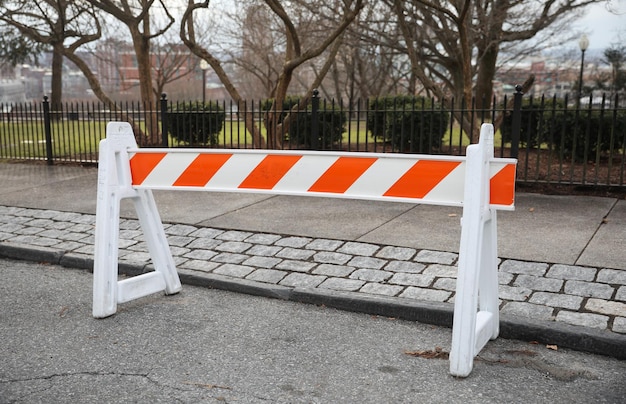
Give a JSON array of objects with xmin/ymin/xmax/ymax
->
[{"xmin": 93, "ymin": 121, "xmax": 516, "ymax": 377}]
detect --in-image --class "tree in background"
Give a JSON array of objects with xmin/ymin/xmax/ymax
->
[
  {"xmin": 0, "ymin": 0, "xmax": 100, "ymax": 108},
  {"xmin": 181, "ymin": 0, "xmax": 363, "ymax": 148},
  {"xmin": 383, "ymin": 0, "xmax": 596, "ymax": 141}
]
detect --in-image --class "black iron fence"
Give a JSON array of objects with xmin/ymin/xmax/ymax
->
[{"xmin": 1, "ymin": 90, "xmax": 624, "ymax": 190}]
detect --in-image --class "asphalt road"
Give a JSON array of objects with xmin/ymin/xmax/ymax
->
[{"xmin": 1, "ymin": 258, "xmax": 625, "ymax": 403}]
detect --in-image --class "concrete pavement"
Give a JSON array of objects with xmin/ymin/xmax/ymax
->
[
  {"xmin": 0, "ymin": 162, "xmax": 625, "ymax": 360},
  {"xmin": 3, "ymin": 259, "xmax": 625, "ymax": 402}
]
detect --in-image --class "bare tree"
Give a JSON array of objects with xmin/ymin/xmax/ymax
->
[
  {"xmin": 181, "ymin": 0, "xmax": 363, "ymax": 148},
  {"xmin": 0, "ymin": 0, "xmax": 100, "ymax": 107},
  {"xmin": 383, "ymin": 0, "xmax": 596, "ymax": 140},
  {"xmin": 85, "ymin": 0, "xmax": 175, "ymax": 144}
]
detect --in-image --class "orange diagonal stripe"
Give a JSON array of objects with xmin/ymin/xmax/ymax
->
[
  {"xmin": 173, "ymin": 153, "xmax": 233, "ymax": 187},
  {"xmin": 238, "ymin": 154, "xmax": 302, "ymax": 189},
  {"xmin": 308, "ymin": 157, "xmax": 377, "ymax": 194},
  {"xmin": 384, "ymin": 160, "xmax": 461, "ymax": 199},
  {"xmin": 129, "ymin": 152, "xmax": 167, "ymax": 185},
  {"xmin": 490, "ymin": 163, "xmax": 516, "ymax": 206}
]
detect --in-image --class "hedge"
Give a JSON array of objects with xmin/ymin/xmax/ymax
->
[
  {"xmin": 166, "ymin": 101, "xmax": 225, "ymax": 146},
  {"xmin": 367, "ymin": 96, "xmax": 448, "ymax": 153}
]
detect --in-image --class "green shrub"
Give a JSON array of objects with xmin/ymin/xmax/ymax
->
[
  {"xmin": 501, "ymin": 97, "xmax": 565, "ymax": 148},
  {"xmin": 262, "ymin": 97, "xmax": 346, "ymax": 148},
  {"xmin": 549, "ymin": 109, "xmax": 626, "ymax": 162},
  {"xmin": 368, "ymin": 96, "xmax": 448, "ymax": 153},
  {"xmin": 166, "ymin": 101, "xmax": 225, "ymax": 146}
]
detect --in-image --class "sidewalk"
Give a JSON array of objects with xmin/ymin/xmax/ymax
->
[{"xmin": 0, "ymin": 163, "xmax": 625, "ymax": 358}]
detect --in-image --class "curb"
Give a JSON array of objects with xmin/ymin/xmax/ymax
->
[{"xmin": 1, "ymin": 241, "xmax": 625, "ymax": 360}]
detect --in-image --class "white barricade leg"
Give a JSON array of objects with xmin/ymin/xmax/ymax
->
[
  {"xmin": 449, "ymin": 124, "xmax": 499, "ymax": 377},
  {"xmin": 93, "ymin": 122, "xmax": 181, "ymax": 318}
]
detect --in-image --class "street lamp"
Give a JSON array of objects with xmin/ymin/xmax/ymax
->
[
  {"xmin": 200, "ymin": 59, "xmax": 209, "ymax": 105},
  {"xmin": 577, "ymin": 34, "xmax": 589, "ymax": 108}
]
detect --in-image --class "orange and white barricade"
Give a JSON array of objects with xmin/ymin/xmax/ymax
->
[{"xmin": 93, "ymin": 121, "xmax": 516, "ymax": 377}]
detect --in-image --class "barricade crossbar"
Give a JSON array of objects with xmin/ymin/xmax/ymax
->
[{"xmin": 93, "ymin": 121, "xmax": 517, "ymax": 377}]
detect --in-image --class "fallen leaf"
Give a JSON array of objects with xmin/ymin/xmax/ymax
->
[
  {"xmin": 546, "ymin": 344, "xmax": 558, "ymax": 351},
  {"xmin": 601, "ymin": 218, "xmax": 608, "ymax": 224},
  {"xmin": 59, "ymin": 306, "xmax": 69, "ymax": 318},
  {"xmin": 448, "ymin": 213, "xmax": 457, "ymax": 217},
  {"xmin": 404, "ymin": 347, "xmax": 449, "ymax": 360},
  {"xmin": 529, "ymin": 207, "xmax": 535, "ymax": 212}
]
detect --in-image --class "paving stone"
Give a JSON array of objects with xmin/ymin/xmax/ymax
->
[
  {"xmin": 46, "ymin": 221, "xmax": 75, "ymax": 230},
  {"xmin": 25, "ymin": 218, "xmax": 55, "ymax": 227},
  {"xmin": 279, "ymin": 273, "xmax": 326, "ymax": 288},
  {"xmin": 213, "ymin": 263, "xmax": 254, "ymax": 278},
  {"xmin": 53, "ymin": 241, "xmax": 85, "ymax": 251},
  {"xmin": 433, "ymin": 278, "xmax": 457, "ymax": 292},
  {"xmin": 399, "ymin": 287, "xmax": 451, "ymax": 302},
  {"xmin": 277, "ymin": 248, "xmax": 316, "ymax": 260},
  {"xmin": 337, "ymin": 242, "xmax": 379, "ymax": 256},
  {"xmin": 498, "ymin": 285, "xmax": 532, "ymax": 301},
  {"xmin": 564, "ymin": 280, "xmax": 614, "ymax": 299},
  {"xmin": 246, "ymin": 268, "xmax": 288, "ymax": 284},
  {"xmin": 529, "ymin": 292, "xmax": 583, "ymax": 310},
  {"xmin": 275, "ymin": 236, "xmax": 312, "ymax": 248},
  {"xmin": 189, "ymin": 227, "xmax": 224, "ymax": 238},
  {"xmin": 242, "ymin": 256, "xmax": 282, "ymax": 269},
  {"xmin": 0, "ymin": 223, "xmax": 25, "ymax": 233},
  {"xmin": 74, "ymin": 245, "xmax": 94, "ymax": 255},
  {"xmin": 613, "ymin": 317, "xmax": 626, "ymax": 334},
  {"xmin": 414, "ymin": 250, "xmax": 457, "ymax": 265},
  {"xmin": 217, "ymin": 230, "xmax": 254, "ymax": 241},
  {"xmin": 126, "ymin": 241, "xmax": 148, "ymax": 251},
  {"xmin": 585, "ymin": 298, "xmax": 626, "ymax": 317},
  {"xmin": 319, "ymin": 278, "xmax": 365, "ymax": 292},
  {"xmin": 166, "ymin": 235, "xmax": 195, "ymax": 247},
  {"xmin": 51, "ymin": 211, "xmax": 84, "ymax": 222},
  {"xmin": 349, "ymin": 268, "xmax": 392, "ymax": 283},
  {"xmin": 359, "ymin": 283, "xmax": 404, "ymax": 297},
  {"xmin": 120, "ymin": 251, "xmax": 151, "ymax": 263},
  {"xmin": 169, "ymin": 246, "xmax": 190, "ymax": 257},
  {"xmin": 186, "ymin": 238, "xmax": 222, "ymax": 250},
  {"xmin": 15, "ymin": 226, "xmax": 44, "ymax": 236},
  {"xmin": 245, "ymin": 233, "xmax": 282, "ymax": 245},
  {"xmin": 119, "ymin": 220, "xmax": 141, "ymax": 230},
  {"xmin": 514, "ymin": 275, "xmax": 563, "ymax": 292},
  {"xmin": 313, "ymin": 251, "xmax": 351, "ymax": 265},
  {"xmin": 422, "ymin": 264, "xmax": 457, "ymax": 278},
  {"xmin": 247, "ymin": 245, "xmax": 282, "ymax": 257},
  {"xmin": 384, "ymin": 261, "xmax": 425, "ymax": 274},
  {"xmin": 67, "ymin": 223, "xmax": 94, "ymax": 233},
  {"xmin": 165, "ymin": 224, "xmax": 198, "ymax": 236},
  {"xmin": 597, "ymin": 268, "xmax": 626, "ymax": 285},
  {"xmin": 555, "ymin": 311, "xmax": 608, "ymax": 330},
  {"xmin": 312, "ymin": 264, "xmax": 355, "ymax": 277},
  {"xmin": 180, "ymin": 260, "xmax": 220, "ymax": 272},
  {"xmin": 388, "ymin": 273, "xmax": 434, "ymax": 287},
  {"xmin": 212, "ymin": 253, "xmax": 249, "ymax": 264},
  {"xmin": 306, "ymin": 239, "xmax": 344, "ymax": 251},
  {"xmin": 0, "ymin": 231, "xmax": 13, "ymax": 241},
  {"xmin": 119, "ymin": 229, "xmax": 143, "ymax": 239},
  {"xmin": 347, "ymin": 256, "xmax": 386, "ymax": 270},
  {"xmin": 29, "ymin": 210, "xmax": 58, "ymax": 219},
  {"xmin": 8, "ymin": 235, "xmax": 58, "ymax": 247},
  {"xmin": 214, "ymin": 241, "xmax": 252, "ymax": 253},
  {"xmin": 500, "ymin": 260, "xmax": 548, "ymax": 276},
  {"xmin": 498, "ymin": 271, "xmax": 514, "ymax": 285},
  {"xmin": 616, "ymin": 286, "xmax": 626, "ymax": 302},
  {"xmin": 500, "ymin": 302, "xmax": 554, "ymax": 321},
  {"xmin": 38, "ymin": 229, "xmax": 70, "ymax": 239},
  {"xmin": 275, "ymin": 260, "xmax": 316, "ymax": 273},
  {"xmin": 375, "ymin": 246, "xmax": 416, "ymax": 261},
  {"xmin": 546, "ymin": 264, "xmax": 597, "ymax": 281}
]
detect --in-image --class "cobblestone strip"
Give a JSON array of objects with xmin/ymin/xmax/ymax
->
[{"xmin": 1, "ymin": 205, "xmax": 624, "ymax": 334}]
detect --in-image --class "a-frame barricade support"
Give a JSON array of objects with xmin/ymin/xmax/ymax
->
[{"xmin": 92, "ymin": 121, "xmax": 516, "ymax": 377}]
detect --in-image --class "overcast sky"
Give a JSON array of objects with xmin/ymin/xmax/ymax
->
[{"xmin": 576, "ymin": 1, "xmax": 625, "ymax": 50}]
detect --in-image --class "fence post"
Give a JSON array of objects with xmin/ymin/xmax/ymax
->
[
  {"xmin": 42, "ymin": 96, "xmax": 54, "ymax": 165},
  {"xmin": 160, "ymin": 93, "xmax": 168, "ymax": 147},
  {"xmin": 510, "ymin": 84, "xmax": 523, "ymax": 159},
  {"xmin": 311, "ymin": 89, "xmax": 320, "ymax": 150}
]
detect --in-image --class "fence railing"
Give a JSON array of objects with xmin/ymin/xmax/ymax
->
[{"xmin": 0, "ymin": 91, "xmax": 624, "ymax": 189}]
